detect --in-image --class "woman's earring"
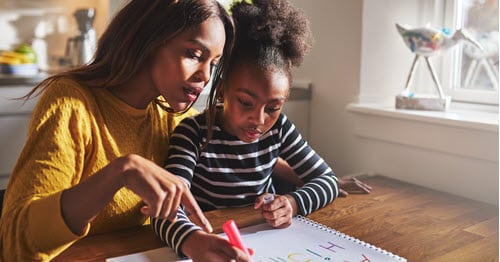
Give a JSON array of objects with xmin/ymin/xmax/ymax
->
[
  {"xmin": 216, "ymin": 95, "xmax": 224, "ymax": 104},
  {"xmin": 216, "ymin": 88, "xmax": 224, "ymax": 103}
]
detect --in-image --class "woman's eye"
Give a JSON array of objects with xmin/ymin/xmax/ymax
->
[{"xmin": 186, "ymin": 50, "xmax": 202, "ymax": 60}]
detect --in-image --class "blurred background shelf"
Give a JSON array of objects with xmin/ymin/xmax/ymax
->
[{"xmin": 0, "ymin": 73, "xmax": 47, "ymax": 86}]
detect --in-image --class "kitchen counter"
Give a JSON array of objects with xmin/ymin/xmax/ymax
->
[
  {"xmin": 0, "ymin": 73, "xmax": 48, "ymax": 87},
  {"xmin": 0, "ymin": 77, "xmax": 43, "ymax": 188}
]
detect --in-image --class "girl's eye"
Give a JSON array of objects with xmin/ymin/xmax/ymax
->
[
  {"xmin": 266, "ymin": 107, "xmax": 281, "ymax": 113},
  {"xmin": 238, "ymin": 98, "xmax": 253, "ymax": 107}
]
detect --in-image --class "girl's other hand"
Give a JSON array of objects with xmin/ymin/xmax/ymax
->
[{"xmin": 254, "ymin": 194, "xmax": 295, "ymax": 228}]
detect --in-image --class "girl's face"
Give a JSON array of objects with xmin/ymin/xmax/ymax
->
[
  {"xmin": 149, "ymin": 17, "xmax": 226, "ymax": 112},
  {"xmin": 221, "ymin": 64, "xmax": 289, "ymax": 143}
]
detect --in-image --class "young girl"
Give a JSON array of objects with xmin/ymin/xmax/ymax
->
[
  {"xmin": 0, "ymin": 0, "xmax": 234, "ymax": 260},
  {"xmin": 151, "ymin": 0, "xmax": 338, "ymax": 261}
]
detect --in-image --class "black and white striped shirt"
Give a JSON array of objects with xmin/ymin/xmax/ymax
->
[{"xmin": 151, "ymin": 111, "xmax": 339, "ymax": 256}]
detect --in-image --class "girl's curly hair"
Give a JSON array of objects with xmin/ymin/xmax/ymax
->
[
  {"xmin": 204, "ymin": 0, "xmax": 313, "ymax": 146},
  {"xmin": 229, "ymin": 0, "xmax": 313, "ymax": 71}
]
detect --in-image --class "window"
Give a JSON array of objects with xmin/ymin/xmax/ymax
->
[{"xmin": 442, "ymin": 0, "xmax": 499, "ymax": 105}]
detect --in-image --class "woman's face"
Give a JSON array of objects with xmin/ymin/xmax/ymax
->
[
  {"xmin": 221, "ymin": 64, "xmax": 290, "ymax": 143},
  {"xmin": 150, "ymin": 17, "xmax": 226, "ymax": 112}
]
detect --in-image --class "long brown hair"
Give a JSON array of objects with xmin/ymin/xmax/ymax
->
[{"xmin": 24, "ymin": 0, "xmax": 235, "ymax": 114}]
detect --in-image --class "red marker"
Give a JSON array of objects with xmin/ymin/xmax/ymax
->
[{"xmin": 222, "ymin": 219, "xmax": 250, "ymax": 256}]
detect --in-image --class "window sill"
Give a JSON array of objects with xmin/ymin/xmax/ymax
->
[
  {"xmin": 347, "ymin": 102, "xmax": 498, "ymax": 133},
  {"xmin": 346, "ymin": 102, "xmax": 498, "ymax": 163}
]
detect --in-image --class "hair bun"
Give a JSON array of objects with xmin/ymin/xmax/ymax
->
[{"xmin": 231, "ymin": 0, "xmax": 312, "ymax": 67}]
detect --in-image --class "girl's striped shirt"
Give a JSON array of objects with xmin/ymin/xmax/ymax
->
[{"xmin": 151, "ymin": 111, "xmax": 339, "ymax": 256}]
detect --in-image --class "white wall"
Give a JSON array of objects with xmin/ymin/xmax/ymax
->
[
  {"xmin": 356, "ymin": 0, "xmax": 498, "ymax": 205},
  {"xmin": 292, "ymin": 0, "xmax": 498, "ymax": 205},
  {"xmin": 290, "ymin": 0, "xmax": 364, "ymax": 177}
]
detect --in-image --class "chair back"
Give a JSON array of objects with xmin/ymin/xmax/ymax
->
[{"xmin": 0, "ymin": 189, "xmax": 5, "ymax": 218}]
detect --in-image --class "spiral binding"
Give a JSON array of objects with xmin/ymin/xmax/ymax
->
[{"xmin": 296, "ymin": 215, "xmax": 406, "ymax": 261}]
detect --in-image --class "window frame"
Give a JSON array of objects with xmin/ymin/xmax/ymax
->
[{"xmin": 439, "ymin": 0, "xmax": 499, "ymax": 105}]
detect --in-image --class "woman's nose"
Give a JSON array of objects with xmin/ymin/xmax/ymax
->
[{"xmin": 193, "ymin": 62, "xmax": 212, "ymax": 84}]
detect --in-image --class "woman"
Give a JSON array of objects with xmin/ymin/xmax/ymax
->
[{"xmin": 0, "ymin": 0, "xmax": 234, "ymax": 260}]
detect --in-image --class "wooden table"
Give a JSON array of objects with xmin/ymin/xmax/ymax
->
[{"xmin": 54, "ymin": 175, "xmax": 499, "ymax": 261}]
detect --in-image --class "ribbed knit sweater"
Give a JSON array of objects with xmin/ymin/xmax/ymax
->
[{"xmin": 0, "ymin": 78, "xmax": 195, "ymax": 261}]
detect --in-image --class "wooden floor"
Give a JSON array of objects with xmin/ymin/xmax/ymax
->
[{"xmin": 307, "ymin": 175, "xmax": 499, "ymax": 262}]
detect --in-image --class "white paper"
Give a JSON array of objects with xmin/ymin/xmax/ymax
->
[
  {"xmin": 107, "ymin": 216, "xmax": 406, "ymax": 262},
  {"xmin": 106, "ymin": 247, "xmax": 191, "ymax": 262}
]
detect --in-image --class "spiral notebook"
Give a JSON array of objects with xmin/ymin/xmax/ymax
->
[{"xmin": 107, "ymin": 216, "xmax": 406, "ymax": 262}]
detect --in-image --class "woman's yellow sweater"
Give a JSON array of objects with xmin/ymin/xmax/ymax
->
[{"xmin": 0, "ymin": 78, "xmax": 196, "ymax": 261}]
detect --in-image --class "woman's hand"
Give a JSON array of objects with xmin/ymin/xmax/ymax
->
[
  {"xmin": 119, "ymin": 154, "xmax": 212, "ymax": 232},
  {"xmin": 338, "ymin": 176, "xmax": 372, "ymax": 197},
  {"xmin": 61, "ymin": 154, "xmax": 211, "ymax": 235},
  {"xmin": 182, "ymin": 230, "xmax": 253, "ymax": 262},
  {"xmin": 254, "ymin": 194, "xmax": 296, "ymax": 228}
]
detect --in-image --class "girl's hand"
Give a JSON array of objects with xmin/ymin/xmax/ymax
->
[
  {"xmin": 182, "ymin": 230, "xmax": 254, "ymax": 262},
  {"xmin": 254, "ymin": 194, "xmax": 296, "ymax": 228}
]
